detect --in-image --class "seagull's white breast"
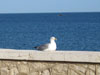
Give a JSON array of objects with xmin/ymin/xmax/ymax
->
[{"xmin": 49, "ymin": 43, "xmax": 56, "ymax": 51}]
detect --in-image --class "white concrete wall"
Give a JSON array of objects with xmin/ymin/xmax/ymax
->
[{"xmin": 0, "ymin": 49, "xmax": 100, "ymax": 63}]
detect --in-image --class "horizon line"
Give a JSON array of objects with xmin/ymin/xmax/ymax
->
[{"xmin": 0, "ymin": 11, "xmax": 100, "ymax": 14}]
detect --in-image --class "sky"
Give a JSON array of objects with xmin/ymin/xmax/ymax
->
[{"xmin": 0, "ymin": 0, "xmax": 100, "ymax": 13}]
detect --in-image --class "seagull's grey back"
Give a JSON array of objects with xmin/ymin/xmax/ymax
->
[{"xmin": 36, "ymin": 43, "xmax": 49, "ymax": 50}]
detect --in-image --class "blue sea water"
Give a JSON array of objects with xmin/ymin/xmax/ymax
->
[{"xmin": 0, "ymin": 12, "xmax": 100, "ymax": 51}]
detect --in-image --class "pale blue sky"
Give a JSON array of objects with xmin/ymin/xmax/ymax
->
[{"xmin": 0, "ymin": 0, "xmax": 100, "ymax": 13}]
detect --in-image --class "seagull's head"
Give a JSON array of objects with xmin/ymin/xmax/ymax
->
[{"xmin": 50, "ymin": 37, "xmax": 57, "ymax": 41}]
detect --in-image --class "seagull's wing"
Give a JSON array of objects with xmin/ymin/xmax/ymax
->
[{"xmin": 35, "ymin": 43, "xmax": 49, "ymax": 50}]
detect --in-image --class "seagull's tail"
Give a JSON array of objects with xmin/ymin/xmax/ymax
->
[{"xmin": 34, "ymin": 46, "xmax": 37, "ymax": 49}]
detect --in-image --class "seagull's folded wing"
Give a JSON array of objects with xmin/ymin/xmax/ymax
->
[{"xmin": 37, "ymin": 43, "xmax": 49, "ymax": 50}]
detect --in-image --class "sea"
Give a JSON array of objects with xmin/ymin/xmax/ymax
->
[{"xmin": 0, "ymin": 12, "xmax": 100, "ymax": 51}]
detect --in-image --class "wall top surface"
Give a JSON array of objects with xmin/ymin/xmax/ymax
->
[{"xmin": 0, "ymin": 49, "xmax": 100, "ymax": 63}]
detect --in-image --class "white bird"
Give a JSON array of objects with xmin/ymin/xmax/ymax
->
[{"xmin": 34, "ymin": 37, "xmax": 57, "ymax": 51}]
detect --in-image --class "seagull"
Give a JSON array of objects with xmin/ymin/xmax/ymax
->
[{"xmin": 34, "ymin": 37, "xmax": 57, "ymax": 51}]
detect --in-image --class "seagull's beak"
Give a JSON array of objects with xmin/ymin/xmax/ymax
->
[{"xmin": 55, "ymin": 38, "xmax": 57, "ymax": 40}]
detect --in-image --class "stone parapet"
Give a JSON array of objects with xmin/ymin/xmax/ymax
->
[
  {"xmin": 0, "ymin": 49, "xmax": 100, "ymax": 75},
  {"xmin": 0, "ymin": 49, "xmax": 100, "ymax": 63}
]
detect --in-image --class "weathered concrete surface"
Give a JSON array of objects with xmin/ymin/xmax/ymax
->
[
  {"xmin": 0, "ymin": 49, "xmax": 100, "ymax": 75},
  {"xmin": 0, "ymin": 49, "xmax": 100, "ymax": 63}
]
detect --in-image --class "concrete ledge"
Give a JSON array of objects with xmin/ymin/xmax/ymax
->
[{"xmin": 0, "ymin": 49, "xmax": 100, "ymax": 63}]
